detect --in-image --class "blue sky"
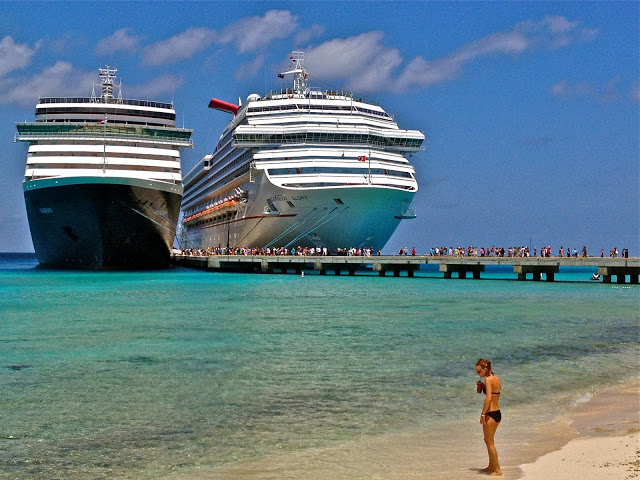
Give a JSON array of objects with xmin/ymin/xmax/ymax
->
[{"xmin": 1, "ymin": 1, "xmax": 638, "ymax": 254}]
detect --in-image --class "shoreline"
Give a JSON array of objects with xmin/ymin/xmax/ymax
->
[
  {"xmin": 516, "ymin": 378, "xmax": 640, "ymax": 479},
  {"xmin": 164, "ymin": 378, "xmax": 640, "ymax": 479}
]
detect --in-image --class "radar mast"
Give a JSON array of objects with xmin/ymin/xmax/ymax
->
[
  {"xmin": 96, "ymin": 66, "xmax": 121, "ymax": 103},
  {"xmin": 278, "ymin": 50, "xmax": 309, "ymax": 96}
]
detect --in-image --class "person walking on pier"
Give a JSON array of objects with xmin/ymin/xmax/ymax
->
[{"xmin": 476, "ymin": 358, "xmax": 502, "ymax": 476}]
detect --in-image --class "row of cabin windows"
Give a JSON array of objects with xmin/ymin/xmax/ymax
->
[
  {"xmin": 36, "ymin": 107, "xmax": 175, "ymax": 121},
  {"xmin": 37, "ymin": 118, "xmax": 172, "ymax": 128},
  {"xmin": 185, "ymin": 161, "xmax": 251, "ymax": 206},
  {"xmin": 281, "ymin": 182, "xmax": 415, "ymax": 190},
  {"xmin": 187, "ymin": 198, "xmax": 345, "ymax": 222},
  {"xmin": 268, "ymin": 167, "xmax": 412, "ymax": 178},
  {"xmin": 247, "ymin": 104, "xmax": 391, "ymax": 119},
  {"xmin": 38, "ymin": 97, "xmax": 173, "ymax": 109},
  {"xmin": 234, "ymin": 132, "xmax": 422, "ymax": 149},
  {"xmin": 27, "ymin": 163, "xmax": 180, "ymax": 173},
  {"xmin": 17, "ymin": 123, "xmax": 192, "ymax": 141}
]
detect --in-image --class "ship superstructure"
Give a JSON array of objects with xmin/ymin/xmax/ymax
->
[
  {"xmin": 15, "ymin": 66, "xmax": 193, "ymax": 268},
  {"xmin": 181, "ymin": 51, "xmax": 423, "ymax": 252}
]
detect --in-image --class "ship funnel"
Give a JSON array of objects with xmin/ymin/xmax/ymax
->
[{"xmin": 208, "ymin": 98, "xmax": 240, "ymax": 115}]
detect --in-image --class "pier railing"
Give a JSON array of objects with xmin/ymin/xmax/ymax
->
[{"xmin": 171, "ymin": 255, "xmax": 640, "ymax": 283}]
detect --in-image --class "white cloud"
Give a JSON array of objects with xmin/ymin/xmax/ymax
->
[
  {"xmin": 580, "ymin": 28, "xmax": 599, "ymax": 42},
  {"xmin": 50, "ymin": 32, "xmax": 87, "ymax": 55},
  {"xmin": 305, "ymin": 32, "xmax": 402, "ymax": 92},
  {"xmin": 550, "ymin": 80, "xmax": 594, "ymax": 98},
  {"xmin": 516, "ymin": 15, "xmax": 599, "ymax": 50},
  {"xmin": 234, "ymin": 55, "xmax": 265, "ymax": 81},
  {"xmin": 599, "ymin": 77, "xmax": 621, "ymax": 103},
  {"xmin": 0, "ymin": 60, "xmax": 182, "ymax": 106},
  {"xmin": 140, "ymin": 11, "xmax": 297, "ymax": 66},
  {"xmin": 0, "ymin": 36, "xmax": 41, "ymax": 76},
  {"xmin": 295, "ymin": 24, "xmax": 325, "ymax": 45},
  {"xmin": 544, "ymin": 16, "xmax": 579, "ymax": 33},
  {"xmin": 142, "ymin": 27, "xmax": 217, "ymax": 66},
  {"xmin": 395, "ymin": 31, "xmax": 528, "ymax": 92},
  {"xmin": 0, "ymin": 61, "xmax": 95, "ymax": 107},
  {"xmin": 219, "ymin": 10, "xmax": 297, "ymax": 53},
  {"xmin": 96, "ymin": 28, "xmax": 143, "ymax": 55},
  {"xmin": 303, "ymin": 16, "xmax": 597, "ymax": 94},
  {"xmin": 304, "ymin": 29, "xmax": 526, "ymax": 93},
  {"xmin": 550, "ymin": 78, "xmax": 629, "ymax": 103},
  {"xmin": 123, "ymin": 74, "xmax": 184, "ymax": 100}
]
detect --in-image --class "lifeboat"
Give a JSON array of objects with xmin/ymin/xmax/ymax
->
[{"xmin": 183, "ymin": 197, "xmax": 239, "ymax": 223}]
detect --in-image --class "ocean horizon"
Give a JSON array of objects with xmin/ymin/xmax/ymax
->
[{"xmin": 1, "ymin": 255, "xmax": 638, "ymax": 478}]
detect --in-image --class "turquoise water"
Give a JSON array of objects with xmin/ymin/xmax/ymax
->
[{"xmin": 0, "ymin": 255, "xmax": 638, "ymax": 479}]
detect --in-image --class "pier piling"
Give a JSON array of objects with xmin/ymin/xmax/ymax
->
[
  {"xmin": 598, "ymin": 265, "xmax": 640, "ymax": 284},
  {"xmin": 439, "ymin": 263, "xmax": 484, "ymax": 279}
]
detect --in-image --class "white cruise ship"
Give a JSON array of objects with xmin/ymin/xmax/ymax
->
[
  {"xmin": 15, "ymin": 66, "xmax": 193, "ymax": 268},
  {"xmin": 181, "ymin": 51, "xmax": 424, "ymax": 252}
]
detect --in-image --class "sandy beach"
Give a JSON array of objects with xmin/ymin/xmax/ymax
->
[
  {"xmin": 518, "ymin": 434, "xmax": 639, "ymax": 479},
  {"xmin": 517, "ymin": 378, "xmax": 640, "ymax": 480},
  {"xmin": 163, "ymin": 378, "xmax": 640, "ymax": 479}
]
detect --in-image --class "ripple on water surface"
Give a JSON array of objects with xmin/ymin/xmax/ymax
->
[{"xmin": 0, "ymin": 266, "xmax": 638, "ymax": 479}]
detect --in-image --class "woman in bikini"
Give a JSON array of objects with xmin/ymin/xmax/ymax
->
[{"xmin": 475, "ymin": 358, "xmax": 502, "ymax": 476}]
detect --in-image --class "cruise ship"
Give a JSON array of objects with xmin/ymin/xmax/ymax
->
[
  {"xmin": 181, "ymin": 51, "xmax": 424, "ymax": 252},
  {"xmin": 15, "ymin": 66, "xmax": 193, "ymax": 268}
]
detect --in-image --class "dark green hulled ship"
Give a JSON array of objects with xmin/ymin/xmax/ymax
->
[{"xmin": 15, "ymin": 67, "xmax": 192, "ymax": 268}]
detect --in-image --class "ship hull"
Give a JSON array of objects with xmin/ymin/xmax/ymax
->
[
  {"xmin": 183, "ymin": 172, "xmax": 415, "ymax": 252},
  {"xmin": 24, "ymin": 177, "xmax": 182, "ymax": 268}
]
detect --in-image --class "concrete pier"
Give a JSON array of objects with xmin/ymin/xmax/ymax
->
[
  {"xmin": 598, "ymin": 265, "xmax": 640, "ymax": 284},
  {"xmin": 513, "ymin": 264, "xmax": 559, "ymax": 281},
  {"xmin": 314, "ymin": 258, "xmax": 360, "ymax": 276},
  {"xmin": 171, "ymin": 255, "xmax": 640, "ymax": 283},
  {"xmin": 373, "ymin": 258, "xmax": 423, "ymax": 277},
  {"xmin": 438, "ymin": 262, "xmax": 485, "ymax": 279}
]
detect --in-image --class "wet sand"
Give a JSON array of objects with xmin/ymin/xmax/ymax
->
[{"xmin": 164, "ymin": 378, "xmax": 639, "ymax": 479}]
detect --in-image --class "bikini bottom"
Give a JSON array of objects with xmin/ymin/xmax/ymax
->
[{"xmin": 485, "ymin": 410, "xmax": 501, "ymax": 423}]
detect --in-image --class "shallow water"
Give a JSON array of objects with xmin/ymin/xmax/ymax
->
[{"xmin": 0, "ymin": 256, "xmax": 638, "ymax": 479}]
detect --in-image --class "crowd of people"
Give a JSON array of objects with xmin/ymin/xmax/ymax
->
[
  {"xmin": 428, "ymin": 245, "xmax": 630, "ymax": 258},
  {"xmin": 176, "ymin": 245, "xmax": 630, "ymax": 258},
  {"xmin": 176, "ymin": 246, "xmax": 380, "ymax": 257},
  {"xmin": 429, "ymin": 246, "xmax": 535, "ymax": 257}
]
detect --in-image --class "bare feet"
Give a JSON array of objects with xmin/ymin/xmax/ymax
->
[
  {"xmin": 481, "ymin": 467, "xmax": 492, "ymax": 472},
  {"xmin": 489, "ymin": 470, "xmax": 502, "ymax": 476}
]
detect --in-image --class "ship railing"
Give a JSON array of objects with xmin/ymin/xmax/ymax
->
[
  {"xmin": 38, "ymin": 97, "xmax": 174, "ymax": 109},
  {"xmin": 265, "ymin": 88, "xmax": 385, "ymax": 108},
  {"xmin": 266, "ymin": 88, "xmax": 355, "ymax": 100},
  {"xmin": 14, "ymin": 124, "xmax": 193, "ymax": 147}
]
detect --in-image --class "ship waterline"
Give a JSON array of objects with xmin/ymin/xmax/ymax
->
[{"xmin": 24, "ymin": 176, "xmax": 182, "ymax": 268}]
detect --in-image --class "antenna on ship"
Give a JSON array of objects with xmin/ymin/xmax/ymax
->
[
  {"xmin": 277, "ymin": 50, "xmax": 309, "ymax": 96},
  {"xmin": 97, "ymin": 65, "xmax": 119, "ymax": 103}
]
